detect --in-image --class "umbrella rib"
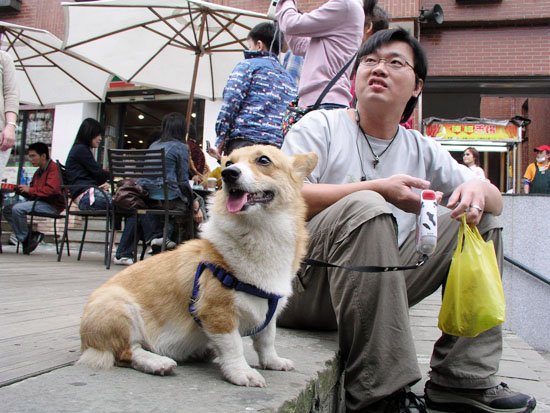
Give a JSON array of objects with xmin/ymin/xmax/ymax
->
[
  {"xmin": 188, "ymin": 2, "xmax": 200, "ymax": 50},
  {"xmin": 204, "ymin": 12, "xmax": 250, "ymax": 50},
  {"xmin": 8, "ymin": 30, "xmax": 106, "ymax": 101},
  {"xmin": 63, "ymin": 3, "xmax": 267, "ymax": 49},
  {"xmin": 64, "ymin": 10, "xmax": 191, "ymax": 50},
  {"xmin": 127, "ymin": 8, "xmax": 196, "ymax": 81},
  {"xmin": 203, "ymin": 19, "xmax": 216, "ymax": 101},
  {"xmin": 5, "ymin": 27, "xmax": 111, "ymax": 73},
  {"xmin": 186, "ymin": 11, "xmax": 208, "ymax": 134},
  {"xmin": 142, "ymin": 25, "xmax": 192, "ymax": 50},
  {"xmin": 4, "ymin": 30, "xmax": 43, "ymax": 106},
  {"xmin": 147, "ymin": 8, "xmax": 196, "ymax": 50}
]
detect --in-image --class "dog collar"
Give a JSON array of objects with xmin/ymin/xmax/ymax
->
[{"xmin": 189, "ymin": 262, "xmax": 282, "ymax": 337}]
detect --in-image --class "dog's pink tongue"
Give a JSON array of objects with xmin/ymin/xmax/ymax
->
[{"xmin": 226, "ymin": 192, "xmax": 249, "ymax": 213}]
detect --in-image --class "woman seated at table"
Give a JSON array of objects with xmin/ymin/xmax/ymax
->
[
  {"xmin": 65, "ymin": 118, "xmax": 111, "ymax": 210},
  {"xmin": 114, "ymin": 112, "xmax": 204, "ymax": 265}
]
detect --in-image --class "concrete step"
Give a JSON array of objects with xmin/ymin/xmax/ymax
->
[
  {"xmin": 1, "ymin": 247, "xmax": 549, "ymax": 412},
  {"xmin": 0, "ymin": 251, "xmax": 548, "ymax": 413}
]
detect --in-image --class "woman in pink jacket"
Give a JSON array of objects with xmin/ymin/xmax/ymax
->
[{"xmin": 277, "ymin": 0, "xmax": 381, "ymax": 110}]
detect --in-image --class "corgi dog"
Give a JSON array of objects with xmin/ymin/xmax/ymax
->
[{"xmin": 77, "ymin": 145, "xmax": 317, "ymax": 387}]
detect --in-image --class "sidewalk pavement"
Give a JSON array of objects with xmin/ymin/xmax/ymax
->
[{"xmin": 1, "ymin": 243, "xmax": 549, "ymax": 412}]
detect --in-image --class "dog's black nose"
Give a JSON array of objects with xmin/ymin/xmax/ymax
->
[{"xmin": 222, "ymin": 166, "xmax": 241, "ymax": 183}]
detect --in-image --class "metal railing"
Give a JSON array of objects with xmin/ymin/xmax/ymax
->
[{"xmin": 504, "ymin": 255, "xmax": 550, "ymax": 287}]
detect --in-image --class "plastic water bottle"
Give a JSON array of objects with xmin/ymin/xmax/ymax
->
[{"xmin": 20, "ymin": 168, "xmax": 27, "ymax": 185}]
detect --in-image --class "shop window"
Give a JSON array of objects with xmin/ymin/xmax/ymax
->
[{"xmin": 2, "ymin": 109, "xmax": 54, "ymax": 185}]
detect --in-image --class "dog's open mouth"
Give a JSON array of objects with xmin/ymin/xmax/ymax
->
[{"xmin": 226, "ymin": 189, "xmax": 275, "ymax": 213}]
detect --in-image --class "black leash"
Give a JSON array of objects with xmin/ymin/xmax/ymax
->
[{"xmin": 304, "ymin": 254, "xmax": 429, "ymax": 273}]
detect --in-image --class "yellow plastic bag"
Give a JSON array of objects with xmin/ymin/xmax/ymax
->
[{"xmin": 438, "ymin": 215, "xmax": 505, "ymax": 337}]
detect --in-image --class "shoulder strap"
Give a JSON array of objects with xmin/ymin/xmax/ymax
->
[
  {"xmin": 312, "ymin": 53, "xmax": 357, "ymax": 110},
  {"xmin": 189, "ymin": 262, "xmax": 282, "ymax": 336},
  {"xmin": 304, "ymin": 255, "xmax": 429, "ymax": 273}
]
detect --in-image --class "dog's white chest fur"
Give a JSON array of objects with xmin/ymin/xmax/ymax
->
[{"xmin": 201, "ymin": 211, "xmax": 296, "ymax": 297}]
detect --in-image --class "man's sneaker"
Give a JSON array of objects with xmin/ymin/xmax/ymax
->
[
  {"xmin": 113, "ymin": 256, "xmax": 134, "ymax": 266},
  {"xmin": 22, "ymin": 234, "xmax": 31, "ymax": 255},
  {"xmin": 150, "ymin": 237, "xmax": 177, "ymax": 254},
  {"xmin": 25, "ymin": 231, "xmax": 44, "ymax": 255},
  {"xmin": 425, "ymin": 380, "xmax": 536, "ymax": 413},
  {"xmin": 369, "ymin": 387, "xmax": 427, "ymax": 412},
  {"xmin": 9, "ymin": 233, "xmax": 18, "ymax": 245}
]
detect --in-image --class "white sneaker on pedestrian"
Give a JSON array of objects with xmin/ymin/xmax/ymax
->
[
  {"xmin": 150, "ymin": 238, "xmax": 177, "ymax": 250},
  {"xmin": 113, "ymin": 256, "xmax": 134, "ymax": 266}
]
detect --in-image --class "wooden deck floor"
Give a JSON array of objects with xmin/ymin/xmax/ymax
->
[{"xmin": 0, "ymin": 244, "xmax": 117, "ymax": 387}]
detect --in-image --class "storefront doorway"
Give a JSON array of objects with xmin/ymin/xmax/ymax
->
[{"xmin": 102, "ymin": 90, "xmax": 205, "ymax": 154}]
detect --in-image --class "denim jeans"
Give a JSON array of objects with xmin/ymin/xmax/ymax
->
[
  {"xmin": 115, "ymin": 198, "xmax": 190, "ymax": 259},
  {"xmin": 2, "ymin": 200, "xmax": 59, "ymax": 242},
  {"xmin": 77, "ymin": 188, "xmax": 112, "ymax": 211},
  {"xmin": 115, "ymin": 214, "xmax": 163, "ymax": 259}
]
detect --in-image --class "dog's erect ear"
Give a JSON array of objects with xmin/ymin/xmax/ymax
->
[{"xmin": 291, "ymin": 152, "xmax": 318, "ymax": 180}]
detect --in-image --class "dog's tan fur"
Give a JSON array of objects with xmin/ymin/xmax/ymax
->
[{"xmin": 77, "ymin": 145, "xmax": 317, "ymax": 386}]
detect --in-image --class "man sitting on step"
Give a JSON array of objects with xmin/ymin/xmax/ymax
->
[
  {"xmin": 280, "ymin": 28, "xmax": 536, "ymax": 413},
  {"xmin": 3, "ymin": 142, "xmax": 64, "ymax": 254}
]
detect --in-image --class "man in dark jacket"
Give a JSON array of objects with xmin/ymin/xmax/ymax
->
[{"xmin": 3, "ymin": 142, "xmax": 64, "ymax": 254}]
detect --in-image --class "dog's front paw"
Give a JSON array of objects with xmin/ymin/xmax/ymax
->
[
  {"xmin": 260, "ymin": 356, "xmax": 294, "ymax": 371},
  {"xmin": 132, "ymin": 352, "xmax": 177, "ymax": 376},
  {"xmin": 225, "ymin": 366, "xmax": 266, "ymax": 388}
]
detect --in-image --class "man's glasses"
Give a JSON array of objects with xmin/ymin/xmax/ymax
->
[{"xmin": 359, "ymin": 56, "xmax": 415, "ymax": 71}]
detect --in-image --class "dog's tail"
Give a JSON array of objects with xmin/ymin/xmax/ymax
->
[{"xmin": 77, "ymin": 348, "xmax": 115, "ymax": 369}]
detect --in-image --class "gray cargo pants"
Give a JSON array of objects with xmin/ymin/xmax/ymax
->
[{"xmin": 278, "ymin": 190, "xmax": 503, "ymax": 412}]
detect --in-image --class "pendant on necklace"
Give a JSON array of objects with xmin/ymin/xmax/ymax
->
[{"xmin": 373, "ymin": 157, "xmax": 379, "ymax": 168}]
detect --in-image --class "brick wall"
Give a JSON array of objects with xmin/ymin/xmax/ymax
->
[
  {"xmin": 220, "ymin": 1, "xmax": 420, "ymax": 18},
  {"xmin": 420, "ymin": 0, "xmax": 550, "ymax": 23},
  {"xmin": 522, "ymin": 98, "xmax": 550, "ymax": 168},
  {"xmin": 0, "ymin": 0, "xmax": 66, "ymax": 38},
  {"xmin": 480, "ymin": 96, "xmax": 525, "ymax": 120},
  {"xmin": 481, "ymin": 96, "xmax": 550, "ymax": 175},
  {"xmin": 422, "ymin": 26, "xmax": 550, "ymax": 76}
]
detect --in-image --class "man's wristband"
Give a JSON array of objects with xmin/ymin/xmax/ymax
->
[{"xmin": 6, "ymin": 121, "xmax": 17, "ymax": 127}]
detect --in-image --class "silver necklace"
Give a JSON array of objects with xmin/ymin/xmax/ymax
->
[{"xmin": 355, "ymin": 110, "xmax": 398, "ymax": 168}]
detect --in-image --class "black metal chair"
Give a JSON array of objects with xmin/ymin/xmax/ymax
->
[
  {"xmin": 56, "ymin": 161, "xmax": 112, "ymax": 268},
  {"xmin": 107, "ymin": 148, "xmax": 194, "ymax": 264}
]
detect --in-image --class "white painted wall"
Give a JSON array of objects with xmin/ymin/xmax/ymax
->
[
  {"xmin": 203, "ymin": 99, "xmax": 222, "ymax": 171},
  {"xmin": 51, "ymin": 102, "xmax": 100, "ymax": 164}
]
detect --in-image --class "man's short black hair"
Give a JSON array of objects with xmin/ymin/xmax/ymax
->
[
  {"xmin": 353, "ymin": 28, "xmax": 428, "ymax": 123},
  {"xmin": 363, "ymin": 0, "xmax": 390, "ymax": 32},
  {"xmin": 248, "ymin": 22, "xmax": 281, "ymax": 55},
  {"xmin": 28, "ymin": 142, "xmax": 50, "ymax": 160}
]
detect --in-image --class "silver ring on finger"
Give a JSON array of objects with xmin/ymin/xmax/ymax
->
[{"xmin": 470, "ymin": 204, "xmax": 483, "ymax": 212}]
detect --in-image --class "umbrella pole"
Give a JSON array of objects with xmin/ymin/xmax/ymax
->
[
  {"xmin": 185, "ymin": 13, "xmax": 207, "ymax": 138},
  {"xmin": 185, "ymin": 58, "xmax": 198, "ymax": 139}
]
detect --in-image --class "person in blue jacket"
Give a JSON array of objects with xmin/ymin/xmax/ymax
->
[
  {"xmin": 215, "ymin": 22, "xmax": 297, "ymax": 155},
  {"xmin": 114, "ymin": 113, "xmax": 204, "ymax": 265}
]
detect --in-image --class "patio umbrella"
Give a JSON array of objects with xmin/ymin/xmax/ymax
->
[
  {"xmin": 0, "ymin": 21, "xmax": 112, "ymax": 106},
  {"xmin": 61, "ymin": 0, "xmax": 269, "ymax": 129}
]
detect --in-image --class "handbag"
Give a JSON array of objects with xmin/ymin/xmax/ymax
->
[
  {"xmin": 281, "ymin": 53, "xmax": 357, "ymax": 137},
  {"xmin": 112, "ymin": 178, "xmax": 149, "ymax": 210},
  {"xmin": 438, "ymin": 215, "xmax": 506, "ymax": 337}
]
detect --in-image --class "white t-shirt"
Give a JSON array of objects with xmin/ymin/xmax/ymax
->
[
  {"xmin": 469, "ymin": 165, "xmax": 487, "ymax": 180},
  {"xmin": 281, "ymin": 109, "xmax": 476, "ymax": 245}
]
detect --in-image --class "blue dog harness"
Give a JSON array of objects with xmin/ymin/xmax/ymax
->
[{"xmin": 189, "ymin": 262, "xmax": 282, "ymax": 336}]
